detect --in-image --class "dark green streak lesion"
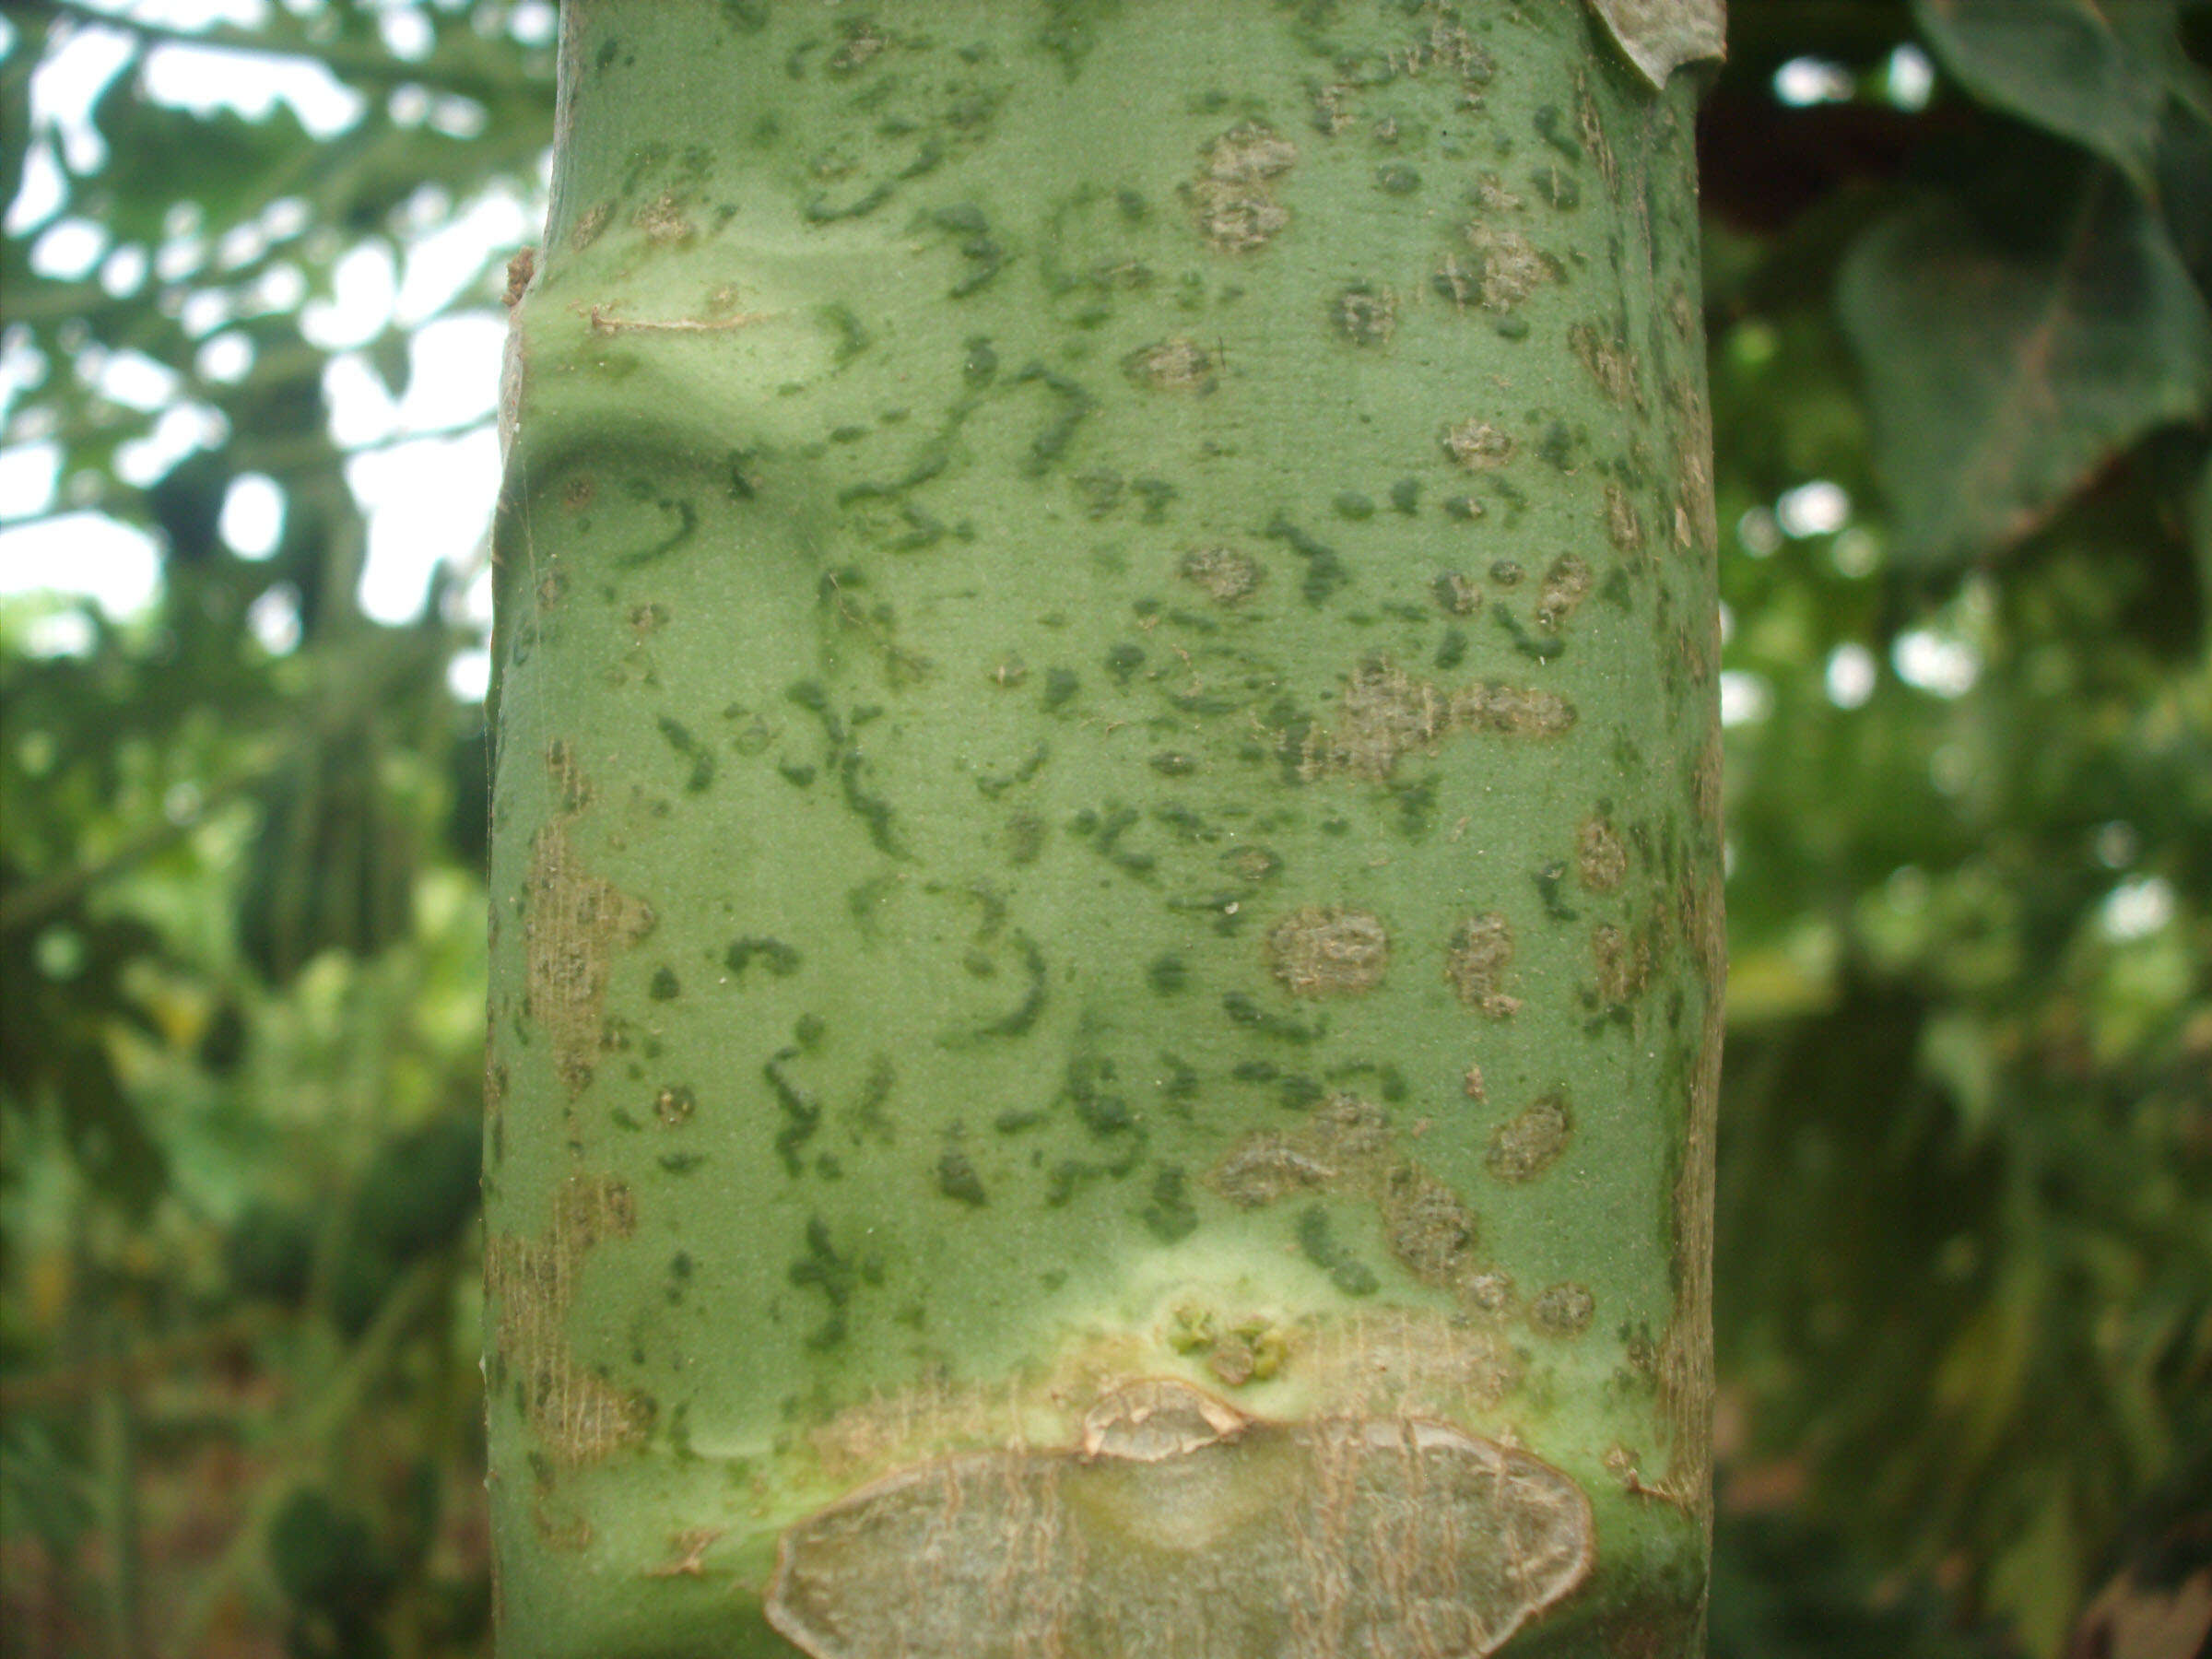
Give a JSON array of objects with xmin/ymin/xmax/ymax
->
[
  {"xmin": 787, "ymin": 1215, "xmax": 873, "ymax": 1348},
  {"xmin": 613, "ymin": 484, "xmax": 698, "ymax": 569},
  {"xmin": 1013, "ymin": 363, "xmax": 1094, "ymax": 474},
  {"xmin": 802, "ymin": 137, "xmax": 945, "ymax": 223},
  {"xmin": 766, "ymin": 1049, "xmax": 824, "ymax": 1175},
  {"xmin": 1264, "ymin": 516, "xmax": 1349, "ymax": 606},
  {"xmin": 1143, "ymin": 1164, "xmax": 1198, "ymax": 1241},
  {"xmin": 1065, "ymin": 1052, "xmax": 1141, "ymax": 1142},
  {"xmin": 1037, "ymin": 1046, "xmax": 1147, "ymax": 1205},
  {"xmin": 818, "ymin": 302, "xmax": 872, "ymax": 364},
  {"xmin": 1535, "ymin": 860, "xmax": 1581, "ymax": 922},
  {"xmin": 1495, "ymin": 603, "xmax": 1565, "ymax": 662},
  {"xmin": 1166, "ymin": 888, "xmax": 1254, "ymax": 935},
  {"xmin": 976, "ymin": 743, "xmax": 1048, "ymax": 798},
  {"xmin": 1077, "ymin": 804, "xmax": 1155, "ymax": 881},
  {"xmin": 819, "ymin": 570, "xmax": 932, "ymax": 685},
  {"xmin": 655, "ymin": 716, "xmax": 716, "ymax": 792},
  {"xmin": 925, "ymin": 204, "xmax": 1007, "ymax": 297},
  {"xmin": 1296, "ymin": 1205, "xmax": 1378, "ymax": 1297},
  {"xmin": 848, "ymin": 1056, "xmax": 895, "ymax": 1144},
  {"xmin": 936, "ymin": 1146, "xmax": 989, "ymax": 1206},
  {"xmin": 1221, "ymin": 992, "xmax": 1321, "ymax": 1045},
  {"xmin": 726, "ymin": 936, "xmax": 802, "ymax": 979},
  {"xmin": 783, "ymin": 681, "xmax": 911, "ymax": 857},
  {"xmin": 1534, "ymin": 103, "xmax": 1584, "ymax": 164},
  {"xmin": 839, "ymin": 749, "xmax": 903, "ymax": 857},
  {"xmin": 944, "ymin": 933, "xmax": 1048, "ymax": 1044},
  {"xmin": 1324, "ymin": 1058, "xmax": 1407, "ymax": 1103},
  {"xmin": 834, "ymin": 397, "xmax": 974, "ymax": 505}
]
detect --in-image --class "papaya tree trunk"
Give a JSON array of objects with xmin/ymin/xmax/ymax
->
[{"xmin": 486, "ymin": 2, "xmax": 1724, "ymax": 1653}]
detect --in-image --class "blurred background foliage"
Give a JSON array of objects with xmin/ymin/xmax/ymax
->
[{"xmin": 0, "ymin": 2, "xmax": 2206, "ymax": 1657}]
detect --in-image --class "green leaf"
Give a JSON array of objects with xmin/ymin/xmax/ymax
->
[
  {"xmin": 0, "ymin": 16, "xmax": 45, "ymax": 228},
  {"xmin": 2188, "ymin": 447, "xmax": 2212, "ymax": 610},
  {"xmin": 0, "ymin": 1420, "xmax": 97, "ymax": 1558},
  {"xmin": 1913, "ymin": 0, "xmax": 2194, "ymax": 192},
  {"xmin": 1586, "ymin": 0, "xmax": 1728, "ymax": 90},
  {"xmin": 2155, "ymin": 102, "xmax": 2212, "ymax": 289},
  {"xmin": 88, "ymin": 90, "xmax": 318, "ymax": 243},
  {"xmin": 1918, "ymin": 1011, "xmax": 1999, "ymax": 1135},
  {"xmin": 1984, "ymin": 1477, "xmax": 2080, "ymax": 1659},
  {"xmin": 1839, "ymin": 171, "xmax": 2212, "ymax": 565}
]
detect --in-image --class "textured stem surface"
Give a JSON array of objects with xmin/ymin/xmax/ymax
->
[{"xmin": 487, "ymin": 4, "xmax": 1722, "ymax": 1654}]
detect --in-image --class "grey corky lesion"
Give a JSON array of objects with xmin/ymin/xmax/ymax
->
[
  {"xmin": 1207, "ymin": 1095, "xmax": 1492, "ymax": 1305},
  {"xmin": 1445, "ymin": 913, "xmax": 1522, "ymax": 1018},
  {"xmin": 1488, "ymin": 1092, "xmax": 1573, "ymax": 1183},
  {"xmin": 1265, "ymin": 907, "xmax": 1391, "ymax": 999},
  {"xmin": 1585, "ymin": 0, "xmax": 1729, "ymax": 91},
  {"xmin": 1190, "ymin": 124, "xmax": 1298, "ymax": 253},
  {"xmin": 766, "ymin": 1378, "xmax": 1593, "ymax": 1659},
  {"xmin": 1299, "ymin": 662, "xmax": 1576, "ymax": 784}
]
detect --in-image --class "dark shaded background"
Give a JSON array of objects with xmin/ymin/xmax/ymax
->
[{"xmin": 3, "ymin": 3, "xmax": 2208, "ymax": 1656}]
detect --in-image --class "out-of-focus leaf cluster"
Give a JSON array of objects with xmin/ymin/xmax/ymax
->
[
  {"xmin": 0, "ymin": 3, "xmax": 2206, "ymax": 1658},
  {"xmin": 2, "ymin": 3, "xmax": 550, "ymax": 1655},
  {"xmin": 1707, "ymin": 3, "xmax": 2212, "ymax": 1655}
]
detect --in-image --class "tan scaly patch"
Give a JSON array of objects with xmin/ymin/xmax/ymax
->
[
  {"xmin": 525, "ymin": 743, "xmax": 654, "ymax": 1099},
  {"xmin": 487, "ymin": 1174, "xmax": 648, "ymax": 1466}
]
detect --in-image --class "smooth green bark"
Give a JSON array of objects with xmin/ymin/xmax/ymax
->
[{"xmin": 487, "ymin": 3, "xmax": 1722, "ymax": 1653}]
